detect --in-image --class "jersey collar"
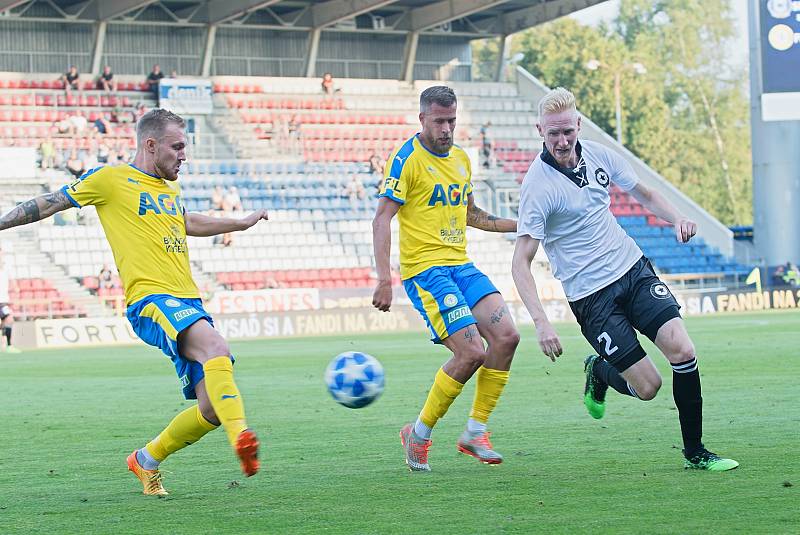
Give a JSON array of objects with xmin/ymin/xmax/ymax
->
[
  {"xmin": 129, "ymin": 163, "xmax": 164, "ymax": 180},
  {"xmin": 541, "ymin": 141, "xmax": 588, "ymax": 189},
  {"xmin": 415, "ymin": 133, "xmax": 450, "ymax": 158}
]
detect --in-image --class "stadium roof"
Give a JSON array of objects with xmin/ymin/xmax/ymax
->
[{"xmin": 0, "ymin": 0, "xmax": 608, "ymax": 37}]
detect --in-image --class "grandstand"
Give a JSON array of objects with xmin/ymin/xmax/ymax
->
[{"xmin": 0, "ymin": 0, "xmax": 750, "ymax": 332}]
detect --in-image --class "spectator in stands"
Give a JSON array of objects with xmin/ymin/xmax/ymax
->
[
  {"xmin": 480, "ymin": 121, "xmax": 495, "ymax": 168},
  {"xmin": 786, "ymin": 262, "xmax": 800, "ymax": 286},
  {"xmin": 96, "ymin": 65, "xmax": 118, "ymax": 93},
  {"xmin": 772, "ymin": 264, "xmax": 787, "ymax": 287},
  {"xmin": 321, "ymin": 72, "xmax": 339, "ymax": 96},
  {"xmin": 115, "ymin": 142, "xmax": 131, "ymax": 164},
  {"xmin": 343, "ymin": 174, "xmax": 367, "ymax": 208},
  {"xmin": 134, "ymin": 102, "xmax": 148, "ymax": 122},
  {"xmin": 212, "ymin": 232, "xmax": 233, "ymax": 248},
  {"xmin": 83, "ymin": 147, "xmax": 99, "ymax": 172},
  {"xmin": 40, "ymin": 136, "xmax": 56, "ymax": 170},
  {"xmin": 60, "ymin": 65, "xmax": 80, "ymax": 94},
  {"xmin": 97, "ymin": 141, "xmax": 111, "ymax": 164},
  {"xmin": 54, "ymin": 116, "xmax": 73, "ymax": 135},
  {"xmin": 170, "ymin": 70, "xmax": 178, "ymax": 78},
  {"xmin": 223, "ymin": 186, "xmax": 243, "ymax": 212},
  {"xmin": 112, "ymin": 104, "xmax": 134, "ymax": 124},
  {"xmin": 368, "ymin": 152, "xmax": 386, "ymax": 176},
  {"xmin": 98, "ymin": 264, "xmax": 116, "ymax": 290},
  {"xmin": 68, "ymin": 111, "xmax": 89, "ymax": 136},
  {"xmin": 65, "ymin": 149, "xmax": 85, "ymax": 179},
  {"xmin": 0, "ymin": 249, "xmax": 21, "ymax": 353},
  {"xmin": 94, "ymin": 113, "xmax": 114, "ymax": 136},
  {"xmin": 287, "ymin": 115, "xmax": 301, "ymax": 149},
  {"xmin": 146, "ymin": 64, "xmax": 164, "ymax": 95},
  {"xmin": 211, "ymin": 186, "xmax": 225, "ymax": 211}
]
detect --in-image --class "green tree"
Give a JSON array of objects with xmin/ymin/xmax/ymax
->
[{"xmin": 474, "ymin": 0, "xmax": 752, "ymax": 225}]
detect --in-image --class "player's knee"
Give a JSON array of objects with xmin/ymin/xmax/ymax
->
[
  {"xmin": 637, "ymin": 376, "xmax": 662, "ymax": 401},
  {"xmin": 198, "ymin": 401, "xmax": 220, "ymax": 426},
  {"xmin": 668, "ymin": 342, "xmax": 696, "ymax": 364},
  {"xmin": 457, "ymin": 346, "xmax": 487, "ymax": 370},
  {"xmin": 504, "ymin": 328, "xmax": 521, "ymax": 353},
  {"xmin": 198, "ymin": 339, "xmax": 230, "ymax": 362}
]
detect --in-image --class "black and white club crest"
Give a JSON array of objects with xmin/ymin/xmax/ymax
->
[{"xmin": 595, "ymin": 168, "xmax": 610, "ymax": 188}]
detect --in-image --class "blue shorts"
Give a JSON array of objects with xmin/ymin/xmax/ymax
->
[
  {"xmin": 127, "ymin": 294, "xmax": 217, "ymax": 400},
  {"xmin": 403, "ymin": 263, "xmax": 498, "ymax": 343}
]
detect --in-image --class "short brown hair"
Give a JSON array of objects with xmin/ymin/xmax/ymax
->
[
  {"xmin": 420, "ymin": 85, "xmax": 457, "ymax": 113},
  {"xmin": 136, "ymin": 108, "xmax": 185, "ymax": 145}
]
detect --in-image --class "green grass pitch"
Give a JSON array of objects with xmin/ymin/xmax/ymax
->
[{"xmin": 1, "ymin": 311, "xmax": 798, "ymax": 534}]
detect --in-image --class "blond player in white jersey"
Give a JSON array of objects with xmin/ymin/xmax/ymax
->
[{"xmin": 511, "ymin": 87, "xmax": 738, "ymax": 471}]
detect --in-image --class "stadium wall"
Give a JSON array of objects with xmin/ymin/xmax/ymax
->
[
  {"xmin": 103, "ymin": 25, "xmax": 204, "ymax": 77},
  {"xmin": 13, "ymin": 287, "xmax": 800, "ymax": 349},
  {"xmin": 0, "ymin": 20, "xmax": 473, "ymax": 81}
]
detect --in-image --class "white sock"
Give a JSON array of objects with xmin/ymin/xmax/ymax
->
[
  {"xmin": 413, "ymin": 417, "xmax": 432, "ymax": 440},
  {"xmin": 136, "ymin": 447, "xmax": 160, "ymax": 470},
  {"xmin": 467, "ymin": 418, "xmax": 487, "ymax": 434}
]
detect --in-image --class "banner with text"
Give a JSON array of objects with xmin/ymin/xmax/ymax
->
[
  {"xmin": 158, "ymin": 78, "xmax": 213, "ymax": 114},
  {"xmin": 29, "ymin": 288, "xmax": 800, "ymax": 349}
]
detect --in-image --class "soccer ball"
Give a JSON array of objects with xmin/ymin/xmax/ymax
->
[{"xmin": 324, "ymin": 351, "xmax": 385, "ymax": 408}]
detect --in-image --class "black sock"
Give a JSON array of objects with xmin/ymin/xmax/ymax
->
[
  {"xmin": 3, "ymin": 326, "xmax": 10, "ymax": 346},
  {"xmin": 672, "ymin": 358, "xmax": 703, "ymax": 455},
  {"xmin": 593, "ymin": 358, "xmax": 636, "ymax": 397}
]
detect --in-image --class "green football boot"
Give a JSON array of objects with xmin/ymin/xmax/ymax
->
[
  {"xmin": 683, "ymin": 447, "xmax": 739, "ymax": 471},
  {"xmin": 583, "ymin": 355, "xmax": 608, "ymax": 419}
]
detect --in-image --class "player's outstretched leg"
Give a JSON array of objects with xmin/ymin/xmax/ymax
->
[
  {"xmin": 203, "ymin": 356, "xmax": 260, "ymax": 476},
  {"xmin": 127, "ymin": 404, "xmax": 217, "ymax": 495},
  {"xmin": 180, "ymin": 320, "xmax": 260, "ymax": 477},
  {"xmin": 457, "ymin": 366, "xmax": 509, "ymax": 464},
  {"xmin": 583, "ymin": 355, "xmax": 609, "ymax": 419}
]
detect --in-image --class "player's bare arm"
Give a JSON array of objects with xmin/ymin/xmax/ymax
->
[
  {"xmin": 466, "ymin": 195, "xmax": 516, "ymax": 233},
  {"xmin": 184, "ymin": 209, "xmax": 268, "ymax": 237},
  {"xmin": 630, "ymin": 183, "xmax": 697, "ymax": 243},
  {"xmin": 511, "ymin": 235, "xmax": 563, "ymax": 361},
  {"xmin": 371, "ymin": 197, "xmax": 400, "ymax": 312},
  {"xmin": 0, "ymin": 190, "xmax": 73, "ymax": 231}
]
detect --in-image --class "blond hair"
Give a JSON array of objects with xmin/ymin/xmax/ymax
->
[{"xmin": 538, "ymin": 87, "xmax": 577, "ymax": 119}]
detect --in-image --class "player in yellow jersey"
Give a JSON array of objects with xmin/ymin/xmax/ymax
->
[
  {"xmin": 372, "ymin": 86, "xmax": 520, "ymax": 471},
  {"xmin": 0, "ymin": 109, "xmax": 267, "ymax": 495}
]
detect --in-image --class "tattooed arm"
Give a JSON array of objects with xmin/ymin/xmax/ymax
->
[
  {"xmin": 466, "ymin": 194, "xmax": 516, "ymax": 233},
  {"xmin": 0, "ymin": 190, "xmax": 74, "ymax": 231}
]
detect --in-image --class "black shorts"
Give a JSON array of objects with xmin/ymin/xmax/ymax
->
[
  {"xmin": 0, "ymin": 303, "xmax": 11, "ymax": 320},
  {"xmin": 568, "ymin": 256, "xmax": 681, "ymax": 372}
]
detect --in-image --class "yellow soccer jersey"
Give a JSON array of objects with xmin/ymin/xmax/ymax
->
[
  {"xmin": 379, "ymin": 134, "xmax": 473, "ymax": 279},
  {"xmin": 61, "ymin": 164, "xmax": 199, "ymax": 305}
]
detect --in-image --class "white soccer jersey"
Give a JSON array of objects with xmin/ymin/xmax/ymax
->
[{"xmin": 517, "ymin": 140, "xmax": 644, "ymax": 301}]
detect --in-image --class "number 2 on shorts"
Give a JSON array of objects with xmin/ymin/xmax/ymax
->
[{"xmin": 597, "ymin": 331, "xmax": 618, "ymax": 356}]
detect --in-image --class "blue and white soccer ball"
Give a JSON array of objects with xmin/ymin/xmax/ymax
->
[{"xmin": 324, "ymin": 351, "xmax": 385, "ymax": 409}]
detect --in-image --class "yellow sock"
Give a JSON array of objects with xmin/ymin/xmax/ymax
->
[
  {"xmin": 203, "ymin": 356, "xmax": 248, "ymax": 447},
  {"xmin": 145, "ymin": 405, "xmax": 218, "ymax": 462},
  {"xmin": 419, "ymin": 367, "xmax": 465, "ymax": 428},
  {"xmin": 469, "ymin": 366, "xmax": 510, "ymax": 424}
]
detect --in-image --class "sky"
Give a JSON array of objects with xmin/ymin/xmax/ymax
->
[{"xmin": 569, "ymin": 0, "xmax": 750, "ymax": 69}]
